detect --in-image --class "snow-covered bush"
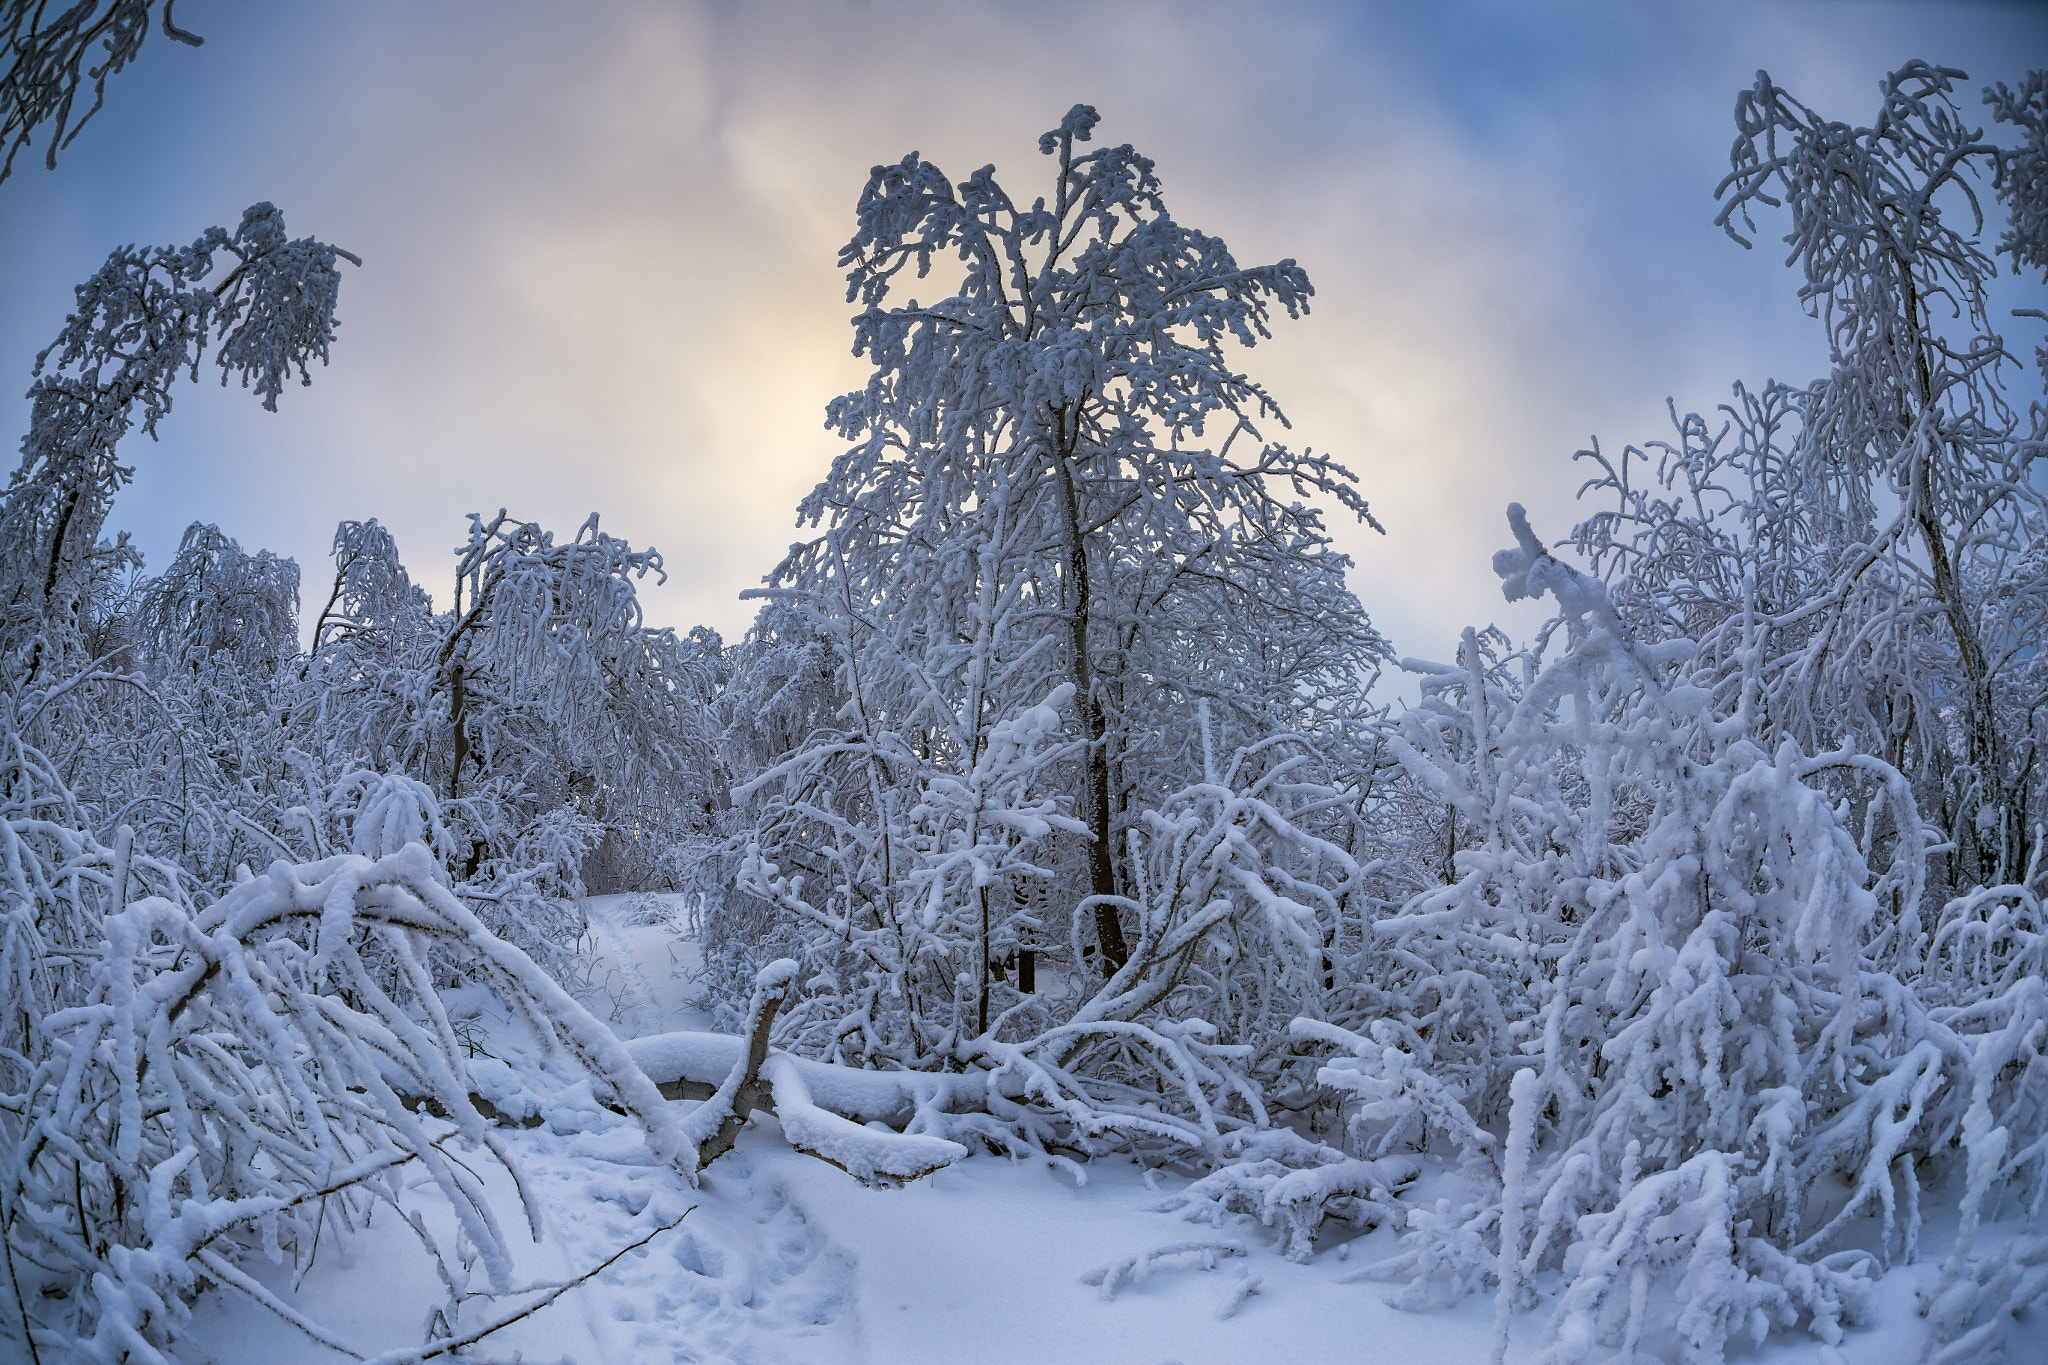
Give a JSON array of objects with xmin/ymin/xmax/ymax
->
[
  {"xmin": 0, "ymin": 763, "xmax": 703, "ymax": 1363},
  {"xmin": 1235, "ymin": 506, "xmax": 2047, "ymax": 1365}
]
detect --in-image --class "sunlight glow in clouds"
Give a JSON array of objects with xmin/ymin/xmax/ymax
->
[{"xmin": 1, "ymin": 1, "xmax": 2043, "ymax": 683}]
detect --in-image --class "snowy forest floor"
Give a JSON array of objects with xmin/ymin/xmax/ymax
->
[{"xmin": 187, "ymin": 896, "xmax": 2048, "ymax": 1365}]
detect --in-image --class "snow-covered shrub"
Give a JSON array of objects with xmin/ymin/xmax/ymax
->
[
  {"xmin": 0, "ymin": 764, "xmax": 703, "ymax": 1363},
  {"xmin": 1252, "ymin": 507, "xmax": 2046, "ymax": 1365},
  {"xmin": 737, "ymin": 669, "xmax": 1377, "ymax": 1165},
  {"xmin": 1397, "ymin": 516, "xmax": 1920, "ymax": 1358}
]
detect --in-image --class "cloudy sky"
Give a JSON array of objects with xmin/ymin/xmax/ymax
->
[{"xmin": 3, "ymin": 0, "xmax": 2044, "ymax": 688}]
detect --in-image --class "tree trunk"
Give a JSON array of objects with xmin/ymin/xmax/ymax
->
[
  {"xmin": 977, "ymin": 883, "xmax": 991, "ymax": 1036},
  {"xmin": 447, "ymin": 656, "xmax": 469, "ymax": 802},
  {"xmin": 1902, "ymin": 270, "xmax": 2007, "ymax": 880},
  {"xmin": 1052, "ymin": 434, "xmax": 1128, "ymax": 974}
]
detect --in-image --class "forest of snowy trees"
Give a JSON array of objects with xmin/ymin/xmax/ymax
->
[{"xmin": 3, "ymin": 12, "xmax": 2048, "ymax": 1362}]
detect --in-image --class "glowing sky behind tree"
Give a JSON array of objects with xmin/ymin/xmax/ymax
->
[{"xmin": 2, "ymin": 0, "xmax": 2044, "ymax": 687}]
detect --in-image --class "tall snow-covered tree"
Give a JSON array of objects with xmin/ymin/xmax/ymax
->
[
  {"xmin": 707, "ymin": 106, "xmax": 1396, "ymax": 1185},
  {"xmin": 736, "ymin": 103, "xmax": 1384, "ymax": 1026}
]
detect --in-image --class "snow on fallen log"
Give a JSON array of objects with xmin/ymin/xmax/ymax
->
[
  {"xmin": 625, "ymin": 1030, "xmax": 994, "ymax": 1124},
  {"xmin": 760, "ymin": 1053, "xmax": 967, "ymax": 1183},
  {"xmin": 624, "ymin": 1014, "xmax": 1266, "ymax": 1178},
  {"xmin": 627, "ymin": 1030, "xmax": 745, "ymax": 1100},
  {"xmin": 623, "ymin": 967, "xmax": 973, "ymax": 1183}
]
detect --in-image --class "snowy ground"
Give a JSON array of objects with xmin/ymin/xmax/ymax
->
[{"xmin": 189, "ymin": 896, "xmax": 2048, "ymax": 1365}]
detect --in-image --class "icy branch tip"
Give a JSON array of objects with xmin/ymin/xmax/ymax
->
[{"xmin": 1492, "ymin": 504, "xmax": 1552, "ymax": 603}]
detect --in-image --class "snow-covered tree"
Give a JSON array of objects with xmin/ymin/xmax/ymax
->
[
  {"xmin": 0, "ymin": 202, "xmax": 355, "ymax": 680},
  {"xmin": 137, "ymin": 521, "xmax": 298, "ymax": 691},
  {"xmin": 747, "ymin": 100, "xmax": 1383, "ymax": 956},
  {"xmin": 1575, "ymin": 62, "xmax": 2048, "ymax": 894},
  {"xmin": 721, "ymin": 108, "xmax": 1387, "ymax": 1120}
]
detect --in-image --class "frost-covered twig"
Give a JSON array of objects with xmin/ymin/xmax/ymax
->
[
  {"xmin": 361, "ymin": 1208, "xmax": 693, "ymax": 1365},
  {"xmin": 1081, "ymin": 1240, "xmax": 1246, "ymax": 1301}
]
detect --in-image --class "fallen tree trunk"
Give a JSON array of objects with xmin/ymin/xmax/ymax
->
[
  {"xmin": 625, "ymin": 1031, "xmax": 995, "ymax": 1125},
  {"xmin": 466, "ymin": 968, "xmax": 1264, "ymax": 1181},
  {"xmin": 417, "ymin": 962, "xmax": 973, "ymax": 1183},
  {"xmin": 641, "ymin": 962, "xmax": 969, "ymax": 1182}
]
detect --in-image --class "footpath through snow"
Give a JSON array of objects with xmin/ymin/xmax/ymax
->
[{"xmin": 189, "ymin": 896, "xmax": 2048, "ymax": 1365}]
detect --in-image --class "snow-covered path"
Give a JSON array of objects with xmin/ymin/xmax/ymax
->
[{"xmin": 189, "ymin": 899, "xmax": 2048, "ymax": 1364}]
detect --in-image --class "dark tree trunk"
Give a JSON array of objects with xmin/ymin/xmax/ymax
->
[
  {"xmin": 1052, "ymin": 431, "xmax": 1128, "ymax": 974},
  {"xmin": 447, "ymin": 656, "xmax": 469, "ymax": 802}
]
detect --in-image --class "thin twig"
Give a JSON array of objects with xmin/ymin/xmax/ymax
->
[
  {"xmin": 195, "ymin": 1249, "xmax": 365, "ymax": 1360},
  {"xmin": 1, "ymin": 1196, "xmax": 45, "ymax": 1365},
  {"xmin": 362, "ymin": 1208, "xmax": 694, "ymax": 1365}
]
